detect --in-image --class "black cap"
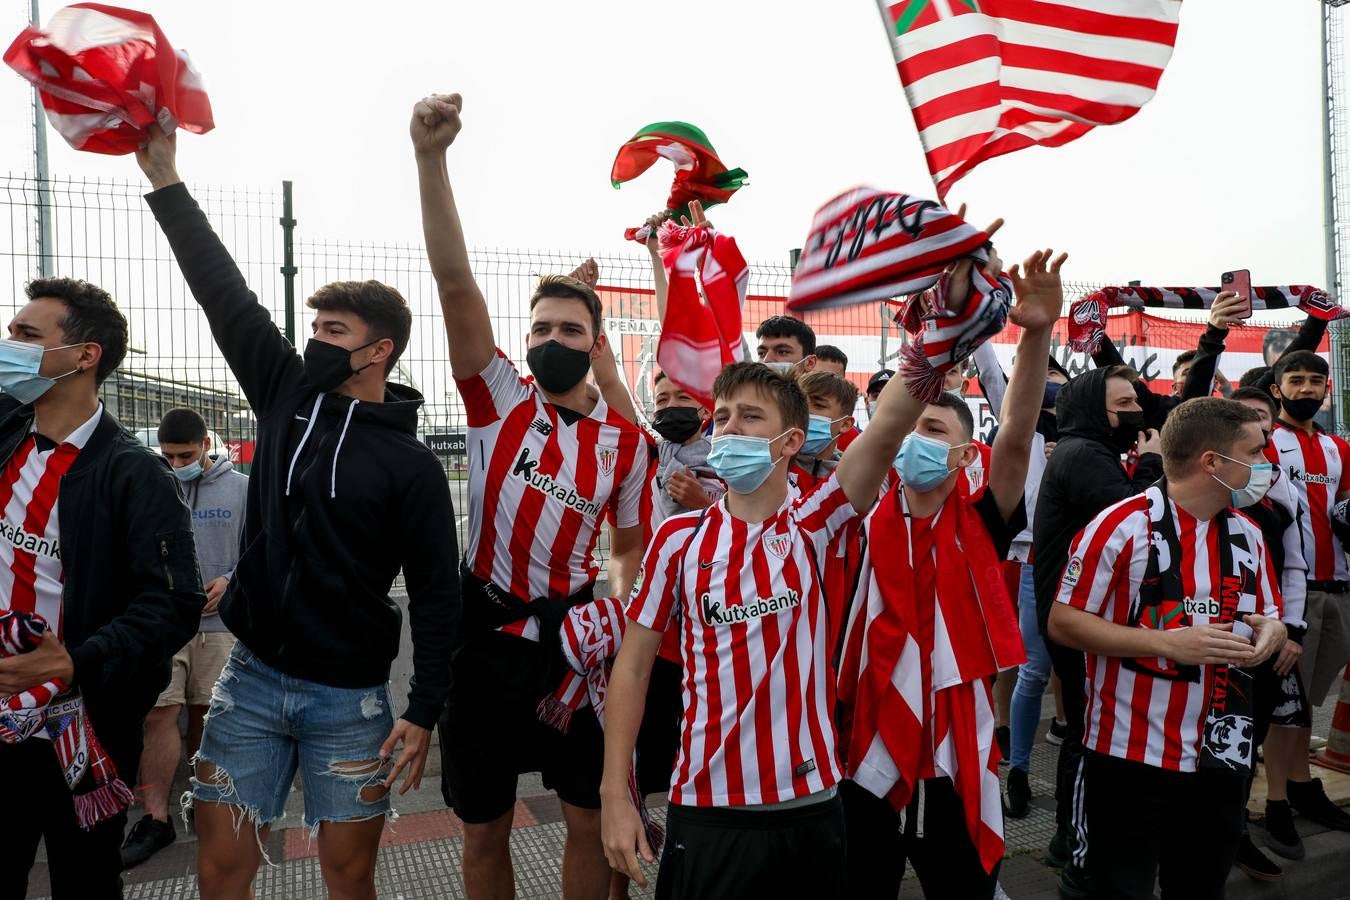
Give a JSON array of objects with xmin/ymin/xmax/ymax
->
[{"xmin": 867, "ymin": 369, "xmax": 895, "ymax": 395}]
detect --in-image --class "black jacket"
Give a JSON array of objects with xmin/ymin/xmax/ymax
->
[
  {"xmin": 0, "ymin": 399, "xmax": 204, "ymax": 757},
  {"xmin": 147, "ymin": 183, "xmax": 459, "ymax": 729},
  {"xmin": 1032, "ymin": 367, "xmax": 1164, "ymax": 630}
]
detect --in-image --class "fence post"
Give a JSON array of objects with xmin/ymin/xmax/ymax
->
[{"xmin": 280, "ymin": 180, "xmax": 298, "ymax": 346}]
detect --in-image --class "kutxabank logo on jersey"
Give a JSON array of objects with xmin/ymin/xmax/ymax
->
[
  {"xmin": 0, "ymin": 518, "xmax": 59, "ymax": 560},
  {"xmin": 700, "ymin": 588, "xmax": 802, "ymax": 626},
  {"xmin": 512, "ymin": 447, "xmax": 603, "ymax": 517}
]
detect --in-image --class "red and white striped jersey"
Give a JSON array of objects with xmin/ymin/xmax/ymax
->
[
  {"xmin": 458, "ymin": 352, "xmax": 649, "ymax": 639},
  {"xmin": 1056, "ymin": 487, "xmax": 1281, "ymax": 773},
  {"xmin": 0, "ymin": 407, "xmax": 100, "ymax": 637},
  {"xmin": 627, "ymin": 473, "xmax": 861, "ymax": 807},
  {"xmin": 1267, "ymin": 422, "xmax": 1350, "ymax": 582}
]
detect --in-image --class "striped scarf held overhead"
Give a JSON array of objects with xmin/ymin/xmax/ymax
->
[
  {"xmin": 787, "ymin": 187, "xmax": 1012, "ymax": 401},
  {"xmin": 0, "ymin": 611, "xmax": 134, "ymax": 828},
  {"xmin": 536, "ymin": 598, "xmax": 664, "ymax": 854},
  {"xmin": 656, "ymin": 221, "xmax": 749, "ymax": 410},
  {"xmin": 1068, "ymin": 284, "xmax": 1346, "ymax": 353}
]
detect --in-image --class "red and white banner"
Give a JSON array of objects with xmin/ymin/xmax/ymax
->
[
  {"xmin": 5, "ymin": 3, "xmax": 214, "ymax": 155},
  {"xmin": 599, "ymin": 285, "xmax": 1328, "ymax": 435},
  {"xmin": 875, "ymin": 0, "xmax": 1182, "ymax": 197}
]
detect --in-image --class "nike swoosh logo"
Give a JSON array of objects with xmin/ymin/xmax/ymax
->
[
  {"xmin": 699, "ymin": 560, "xmax": 715, "ymax": 570},
  {"xmin": 1280, "ymin": 448, "xmax": 1297, "ymax": 453}
]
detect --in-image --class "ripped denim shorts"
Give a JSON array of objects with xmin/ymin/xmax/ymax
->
[{"xmin": 187, "ymin": 642, "xmax": 396, "ymax": 835}]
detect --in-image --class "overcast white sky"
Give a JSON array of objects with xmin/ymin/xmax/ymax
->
[{"xmin": 0, "ymin": 0, "xmax": 1337, "ymax": 289}]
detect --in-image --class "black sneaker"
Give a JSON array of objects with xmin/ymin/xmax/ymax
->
[
  {"xmin": 1288, "ymin": 778, "xmax": 1350, "ymax": 831},
  {"xmin": 1006, "ymin": 767, "xmax": 1032, "ymax": 819},
  {"xmin": 1235, "ymin": 832, "xmax": 1282, "ymax": 882},
  {"xmin": 120, "ymin": 813, "xmax": 176, "ymax": 869},
  {"xmin": 1047, "ymin": 825, "xmax": 1073, "ymax": 868},
  {"xmin": 996, "ymin": 725, "xmax": 1011, "ymax": 764},
  {"xmin": 1057, "ymin": 862, "xmax": 1093, "ymax": 900},
  {"xmin": 1264, "ymin": 800, "xmax": 1305, "ymax": 861},
  {"xmin": 1046, "ymin": 719, "xmax": 1068, "ymax": 746}
]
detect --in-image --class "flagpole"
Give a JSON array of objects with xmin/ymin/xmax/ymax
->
[{"xmin": 30, "ymin": 0, "xmax": 55, "ymax": 278}]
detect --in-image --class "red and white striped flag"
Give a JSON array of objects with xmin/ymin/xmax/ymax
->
[{"xmin": 876, "ymin": 0, "xmax": 1182, "ymax": 197}]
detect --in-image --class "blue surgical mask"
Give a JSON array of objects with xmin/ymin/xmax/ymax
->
[
  {"xmin": 1213, "ymin": 454, "xmax": 1273, "ymax": 508},
  {"xmin": 0, "ymin": 339, "xmax": 83, "ymax": 405},
  {"xmin": 1043, "ymin": 381, "xmax": 1062, "ymax": 409},
  {"xmin": 173, "ymin": 459, "xmax": 204, "ymax": 483},
  {"xmin": 708, "ymin": 429, "xmax": 792, "ymax": 494},
  {"xmin": 894, "ymin": 432, "xmax": 971, "ymax": 493},
  {"xmin": 802, "ymin": 415, "xmax": 847, "ymax": 457}
]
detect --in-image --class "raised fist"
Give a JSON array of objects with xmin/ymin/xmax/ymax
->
[{"xmin": 411, "ymin": 93, "xmax": 463, "ymax": 156}]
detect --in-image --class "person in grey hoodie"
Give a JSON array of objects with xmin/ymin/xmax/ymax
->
[{"xmin": 122, "ymin": 407, "xmax": 249, "ymax": 868}]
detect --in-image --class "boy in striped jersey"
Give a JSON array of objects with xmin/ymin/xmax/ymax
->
[
  {"xmin": 1262, "ymin": 350, "xmax": 1350, "ymax": 854},
  {"xmin": 1050, "ymin": 398, "xmax": 1287, "ymax": 899},
  {"xmin": 601, "ymin": 357, "xmax": 925, "ymax": 897},
  {"xmin": 414, "ymin": 94, "xmax": 649, "ymax": 900}
]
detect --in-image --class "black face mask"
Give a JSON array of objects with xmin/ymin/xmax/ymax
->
[
  {"xmin": 651, "ymin": 406, "xmax": 703, "ymax": 443},
  {"xmin": 1280, "ymin": 395, "xmax": 1323, "ymax": 423},
  {"xmin": 526, "ymin": 340, "xmax": 592, "ymax": 395},
  {"xmin": 1110, "ymin": 410, "xmax": 1145, "ymax": 451},
  {"xmin": 304, "ymin": 338, "xmax": 377, "ymax": 393}
]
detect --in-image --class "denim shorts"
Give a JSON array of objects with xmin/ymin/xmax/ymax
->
[{"xmin": 188, "ymin": 642, "xmax": 396, "ymax": 831}]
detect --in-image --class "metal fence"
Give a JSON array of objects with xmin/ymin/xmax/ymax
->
[{"xmin": 2, "ymin": 171, "xmax": 1347, "ymax": 462}]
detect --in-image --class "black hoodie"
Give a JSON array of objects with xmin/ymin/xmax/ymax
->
[
  {"xmin": 1031, "ymin": 367, "xmax": 1164, "ymax": 631},
  {"xmin": 147, "ymin": 183, "xmax": 459, "ymax": 729}
]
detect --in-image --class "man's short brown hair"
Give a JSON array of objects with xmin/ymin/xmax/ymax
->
[
  {"xmin": 1160, "ymin": 397, "xmax": 1263, "ymax": 479},
  {"xmin": 530, "ymin": 275, "xmax": 603, "ymax": 339},
  {"xmin": 1103, "ymin": 364, "xmax": 1139, "ymax": 384},
  {"xmin": 798, "ymin": 371, "xmax": 858, "ymax": 416},
  {"xmin": 307, "ymin": 280, "xmax": 412, "ymax": 375},
  {"xmin": 712, "ymin": 362, "xmax": 809, "ymax": 432}
]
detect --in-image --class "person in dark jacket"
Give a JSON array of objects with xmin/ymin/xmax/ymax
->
[
  {"xmin": 135, "ymin": 127, "xmax": 460, "ymax": 900},
  {"xmin": 0, "ymin": 277, "xmax": 204, "ymax": 900},
  {"xmin": 1032, "ymin": 364, "xmax": 1164, "ymax": 898}
]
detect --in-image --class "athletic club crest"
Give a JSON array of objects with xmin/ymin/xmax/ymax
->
[
  {"xmin": 763, "ymin": 532, "xmax": 791, "ymax": 560},
  {"xmin": 596, "ymin": 445, "xmax": 618, "ymax": 477}
]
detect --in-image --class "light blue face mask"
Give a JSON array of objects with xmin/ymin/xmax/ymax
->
[
  {"xmin": 173, "ymin": 459, "xmax": 204, "ymax": 483},
  {"xmin": 708, "ymin": 429, "xmax": 793, "ymax": 494},
  {"xmin": 0, "ymin": 338, "xmax": 82, "ymax": 405},
  {"xmin": 802, "ymin": 415, "xmax": 848, "ymax": 457},
  {"xmin": 1212, "ymin": 453, "xmax": 1273, "ymax": 509},
  {"xmin": 894, "ymin": 432, "xmax": 970, "ymax": 493}
]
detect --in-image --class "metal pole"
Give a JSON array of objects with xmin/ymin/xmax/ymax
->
[
  {"xmin": 1324, "ymin": 5, "xmax": 1339, "ymax": 298},
  {"xmin": 30, "ymin": 0, "xmax": 54, "ymax": 277},
  {"xmin": 280, "ymin": 180, "xmax": 297, "ymax": 346}
]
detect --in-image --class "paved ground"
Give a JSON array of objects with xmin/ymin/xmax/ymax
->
[{"xmin": 24, "ymin": 683, "xmax": 1350, "ymax": 899}]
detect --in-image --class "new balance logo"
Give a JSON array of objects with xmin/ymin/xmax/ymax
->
[
  {"xmin": 513, "ymin": 448, "xmax": 601, "ymax": 517},
  {"xmin": 700, "ymin": 589, "xmax": 801, "ymax": 626},
  {"xmin": 531, "ymin": 419, "xmax": 554, "ymax": 436},
  {"xmin": 0, "ymin": 519, "xmax": 59, "ymax": 561}
]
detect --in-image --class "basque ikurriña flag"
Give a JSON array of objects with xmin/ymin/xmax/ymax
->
[{"xmin": 876, "ymin": 0, "xmax": 1182, "ymax": 197}]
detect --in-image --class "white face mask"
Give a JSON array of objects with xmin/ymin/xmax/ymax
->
[{"xmin": 763, "ymin": 361, "xmax": 795, "ymax": 376}]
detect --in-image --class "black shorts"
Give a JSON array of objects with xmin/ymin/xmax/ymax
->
[
  {"xmin": 439, "ymin": 630, "xmax": 605, "ymax": 823},
  {"xmin": 635, "ymin": 656, "xmax": 683, "ymax": 797},
  {"xmin": 656, "ymin": 794, "xmax": 846, "ymax": 900}
]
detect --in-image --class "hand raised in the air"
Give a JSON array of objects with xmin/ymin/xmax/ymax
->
[{"xmin": 411, "ymin": 93, "xmax": 463, "ymax": 156}]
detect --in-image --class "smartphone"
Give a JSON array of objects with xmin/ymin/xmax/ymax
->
[{"xmin": 1221, "ymin": 270, "xmax": 1253, "ymax": 319}]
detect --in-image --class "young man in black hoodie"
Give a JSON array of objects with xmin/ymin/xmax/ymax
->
[
  {"xmin": 135, "ymin": 128, "xmax": 459, "ymax": 900},
  {"xmin": 1032, "ymin": 364, "xmax": 1163, "ymax": 898},
  {"xmin": 0, "ymin": 277, "xmax": 204, "ymax": 900}
]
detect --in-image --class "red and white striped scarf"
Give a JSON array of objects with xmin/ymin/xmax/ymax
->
[
  {"xmin": 837, "ymin": 482, "xmax": 1024, "ymax": 873},
  {"xmin": 656, "ymin": 221, "xmax": 749, "ymax": 409},
  {"xmin": 1068, "ymin": 284, "xmax": 1345, "ymax": 353},
  {"xmin": 536, "ymin": 598, "xmax": 664, "ymax": 853},
  {"xmin": 0, "ymin": 611, "xmax": 134, "ymax": 828}
]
